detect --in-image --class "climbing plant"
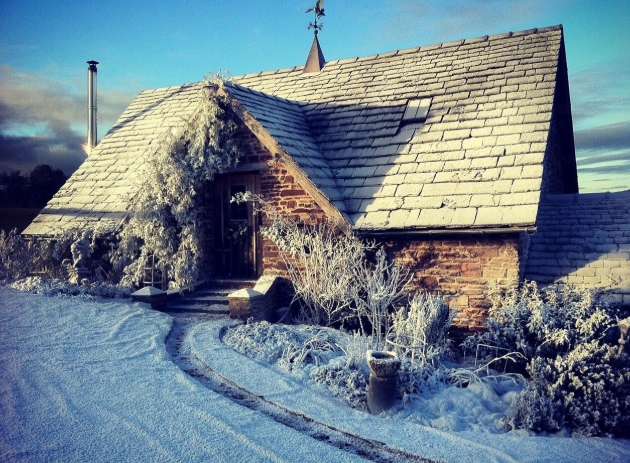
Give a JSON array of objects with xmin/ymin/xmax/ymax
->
[{"xmin": 114, "ymin": 76, "xmax": 241, "ymax": 289}]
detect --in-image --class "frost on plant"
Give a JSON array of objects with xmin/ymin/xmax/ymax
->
[
  {"xmin": 463, "ymin": 280, "xmax": 630, "ymax": 437},
  {"xmin": 238, "ymin": 192, "xmax": 408, "ymax": 335},
  {"xmin": 462, "ymin": 281, "xmax": 617, "ymax": 366},
  {"xmin": 115, "ymin": 78, "xmax": 241, "ymax": 289},
  {"xmin": 389, "ymin": 293, "xmax": 454, "ymax": 366},
  {"xmin": 0, "ymin": 227, "xmax": 109, "ymax": 283}
]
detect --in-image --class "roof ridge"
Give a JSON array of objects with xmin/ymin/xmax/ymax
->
[{"xmin": 231, "ymin": 25, "xmax": 563, "ymax": 79}]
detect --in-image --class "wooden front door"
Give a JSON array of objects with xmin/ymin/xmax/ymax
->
[{"xmin": 212, "ymin": 174, "xmax": 261, "ymax": 279}]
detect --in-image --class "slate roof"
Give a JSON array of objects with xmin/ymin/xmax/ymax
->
[
  {"xmin": 24, "ymin": 85, "xmax": 202, "ymax": 235},
  {"xmin": 229, "ymin": 25, "xmax": 566, "ymax": 232},
  {"xmin": 25, "ymin": 25, "xmax": 568, "ymax": 235},
  {"xmin": 524, "ymin": 192, "xmax": 630, "ymax": 300}
]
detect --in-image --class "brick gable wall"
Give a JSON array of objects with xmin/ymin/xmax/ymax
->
[{"xmin": 384, "ymin": 236, "xmax": 520, "ymax": 330}]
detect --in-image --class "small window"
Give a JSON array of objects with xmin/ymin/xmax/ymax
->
[
  {"xmin": 402, "ymin": 98, "xmax": 432, "ymax": 124},
  {"xmin": 230, "ymin": 185, "xmax": 248, "ymax": 221}
]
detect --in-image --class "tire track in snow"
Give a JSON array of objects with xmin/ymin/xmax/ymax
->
[{"xmin": 164, "ymin": 314, "xmax": 441, "ymax": 463}]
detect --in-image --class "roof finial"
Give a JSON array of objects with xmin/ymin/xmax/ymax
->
[
  {"xmin": 304, "ymin": 1, "xmax": 326, "ymax": 73},
  {"xmin": 306, "ymin": 0, "xmax": 325, "ymax": 35}
]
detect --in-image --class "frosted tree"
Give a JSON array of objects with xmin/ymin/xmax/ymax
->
[{"xmin": 114, "ymin": 76, "xmax": 241, "ymax": 289}]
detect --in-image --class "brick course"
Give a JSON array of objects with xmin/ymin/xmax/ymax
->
[{"xmin": 384, "ymin": 236, "xmax": 520, "ymax": 330}]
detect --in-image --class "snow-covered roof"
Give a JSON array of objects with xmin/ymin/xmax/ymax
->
[
  {"xmin": 525, "ymin": 191, "xmax": 630, "ymax": 302},
  {"xmin": 24, "ymin": 25, "xmax": 573, "ymax": 236}
]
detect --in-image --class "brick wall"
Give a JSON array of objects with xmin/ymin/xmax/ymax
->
[
  {"xmin": 259, "ymin": 163, "xmax": 329, "ymax": 277},
  {"xmin": 225, "ymin": 129, "xmax": 525, "ymax": 328},
  {"xmin": 383, "ymin": 235, "xmax": 521, "ymax": 330}
]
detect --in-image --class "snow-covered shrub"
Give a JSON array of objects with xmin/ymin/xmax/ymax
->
[
  {"xmin": 0, "ymin": 228, "xmax": 105, "ymax": 281},
  {"xmin": 506, "ymin": 341, "xmax": 630, "ymax": 437},
  {"xmin": 310, "ymin": 358, "xmax": 368, "ymax": 410},
  {"xmin": 0, "ymin": 229, "xmax": 37, "ymax": 279},
  {"xmin": 350, "ymin": 247, "xmax": 409, "ymax": 349},
  {"xmin": 462, "ymin": 281, "xmax": 617, "ymax": 368},
  {"xmin": 278, "ymin": 329, "xmax": 339, "ymax": 371},
  {"xmin": 222, "ymin": 321, "xmax": 300, "ymax": 363},
  {"xmin": 116, "ymin": 77, "xmax": 241, "ymax": 289},
  {"xmin": 389, "ymin": 293, "xmax": 454, "ymax": 366},
  {"xmin": 9, "ymin": 276, "xmax": 131, "ymax": 298},
  {"xmin": 240, "ymin": 193, "xmax": 408, "ymax": 335},
  {"xmin": 260, "ymin": 215, "xmax": 366, "ymax": 326},
  {"xmin": 463, "ymin": 280, "xmax": 630, "ymax": 436},
  {"xmin": 338, "ymin": 331, "xmax": 372, "ymax": 369}
]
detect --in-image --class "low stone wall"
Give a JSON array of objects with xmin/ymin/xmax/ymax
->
[{"xmin": 228, "ymin": 275, "xmax": 279, "ymax": 321}]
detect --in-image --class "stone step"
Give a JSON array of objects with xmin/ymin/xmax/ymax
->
[
  {"xmin": 207, "ymin": 279, "xmax": 257, "ymax": 290},
  {"xmin": 164, "ymin": 279, "xmax": 256, "ymax": 315},
  {"xmin": 166, "ymin": 303, "xmax": 230, "ymax": 314},
  {"xmin": 176, "ymin": 295, "xmax": 229, "ymax": 305}
]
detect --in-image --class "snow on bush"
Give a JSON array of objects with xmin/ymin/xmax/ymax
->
[
  {"xmin": 462, "ymin": 281, "xmax": 618, "ymax": 366},
  {"xmin": 9, "ymin": 276, "xmax": 131, "ymax": 299},
  {"xmin": 0, "ymin": 229, "xmax": 37, "ymax": 280},
  {"xmin": 389, "ymin": 293, "xmax": 454, "ymax": 366},
  {"xmin": 236, "ymin": 193, "xmax": 408, "ymax": 341},
  {"xmin": 463, "ymin": 280, "xmax": 630, "ymax": 437},
  {"xmin": 310, "ymin": 358, "xmax": 369, "ymax": 410},
  {"xmin": 506, "ymin": 341, "xmax": 630, "ymax": 437},
  {"xmin": 0, "ymin": 228, "xmax": 109, "ymax": 282},
  {"xmin": 222, "ymin": 321, "xmax": 302, "ymax": 364}
]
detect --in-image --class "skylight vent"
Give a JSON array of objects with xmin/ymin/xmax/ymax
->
[{"xmin": 402, "ymin": 97, "xmax": 432, "ymax": 125}]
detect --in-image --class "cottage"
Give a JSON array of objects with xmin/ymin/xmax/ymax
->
[{"xmin": 23, "ymin": 25, "xmax": 629, "ymax": 329}]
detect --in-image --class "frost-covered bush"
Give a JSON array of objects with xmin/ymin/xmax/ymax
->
[
  {"xmin": 339, "ymin": 331, "xmax": 372, "ymax": 370},
  {"xmin": 116, "ymin": 77, "xmax": 241, "ymax": 290},
  {"xmin": 0, "ymin": 229, "xmax": 37, "ymax": 279},
  {"xmin": 389, "ymin": 293, "xmax": 454, "ymax": 366},
  {"xmin": 463, "ymin": 280, "xmax": 630, "ymax": 436},
  {"xmin": 506, "ymin": 342, "xmax": 630, "ymax": 437},
  {"xmin": 240, "ymin": 193, "xmax": 407, "ymax": 336},
  {"xmin": 260, "ymin": 214, "xmax": 366, "ymax": 326},
  {"xmin": 0, "ymin": 228, "xmax": 104, "ymax": 282},
  {"xmin": 310, "ymin": 359, "xmax": 368, "ymax": 410},
  {"xmin": 350, "ymin": 247, "xmax": 408, "ymax": 349},
  {"xmin": 9, "ymin": 276, "xmax": 131, "ymax": 298},
  {"xmin": 462, "ymin": 281, "xmax": 617, "ymax": 368},
  {"xmin": 222, "ymin": 321, "xmax": 301, "ymax": 363},
  {"xmin": 278, "ymin": 329, "xmax": 339, "ymax": 371}
]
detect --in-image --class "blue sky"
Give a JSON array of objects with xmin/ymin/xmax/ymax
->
[{"xmin": 0, "ymin": 0, "xmax": 628, "ymax": 192}]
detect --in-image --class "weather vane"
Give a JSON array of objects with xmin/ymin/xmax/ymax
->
[{"xmin": 306, "ymin": 0, "xmax": 325, "ymax": 34}]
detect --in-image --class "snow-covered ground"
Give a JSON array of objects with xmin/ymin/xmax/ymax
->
[
  {"xmin": 2, "ymin": 285, "xmax": 630, "ymax": 463},
  {"xmin": 0, "ymin": 286, "xmax": 367, "ymax": 462}
]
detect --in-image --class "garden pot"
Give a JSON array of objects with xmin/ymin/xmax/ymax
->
[{"xmin": 366, "ymin": 350, "xmax": 400, "ymax": 414}]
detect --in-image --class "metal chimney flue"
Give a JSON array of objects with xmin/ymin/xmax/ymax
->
[{"xmin": 87, "ymin": 60, "xmax": 99, "ymax": 153}]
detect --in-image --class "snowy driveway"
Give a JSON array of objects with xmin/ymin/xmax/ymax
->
[
  {"xmin": 2, "ymin": 286, "xmax": 630, "ymax": 463},
  {"xmin": 0, "ymin": 287, "xmax": 368, "ymax": 462}
]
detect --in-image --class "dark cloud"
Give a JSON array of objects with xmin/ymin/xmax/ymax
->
[
  {"xmin": 577, "ymin": 160, "xmax": 630, "ymax": 175},
  {"xmin": 574, "ymin": 122, "xmax": 630, "ymax": 151},
  {"xmin": 0, "ymin": 64, "xmax": 134, "ymax": 175},
  {"xmin": 0, "ymin": 133, "xmax": 85, "ymax": 175},
  {"xmin": 577, "ymin": 151, "xmax": 630, "ymax": 166}
]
